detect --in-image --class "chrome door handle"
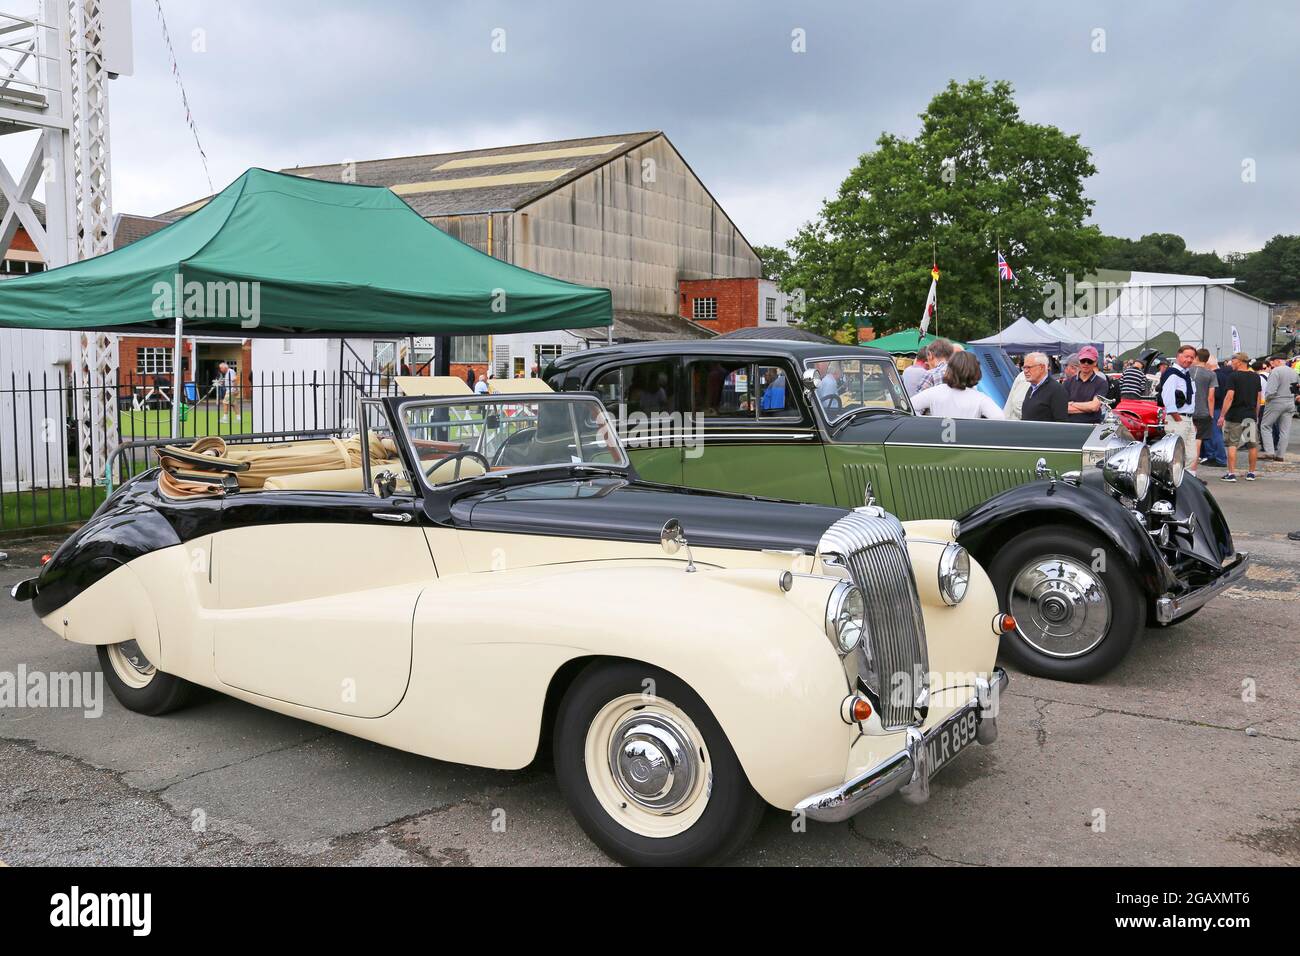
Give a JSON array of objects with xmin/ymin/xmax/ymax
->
[{"xmin": 373, "ymin": 512, "xmax": 412, "ymax": 523}]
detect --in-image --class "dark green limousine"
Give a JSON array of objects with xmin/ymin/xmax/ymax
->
[{"xmin": 547, "ymin": 340, "xmax": 1247, "ymax": 682}]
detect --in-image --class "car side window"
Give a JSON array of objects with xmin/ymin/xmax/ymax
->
[
  {"xmin": 591, "ymin": 361, "xmax": 678, "ymax": 419},
  {"xmin": 756, "ymin": 363, "xmax": 797, "ymax": 418},
  {"xmin": 688, "ymin": 359, "xmax": 801, "ymax": 421},
  {"xmin": 688, "ymin": 359, "xmax": 756, "ymax": 418}
]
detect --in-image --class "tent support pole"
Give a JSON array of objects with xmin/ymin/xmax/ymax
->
[{"xmin": 171, "ymin": 316, "xmax": 183, "ymax": 438}]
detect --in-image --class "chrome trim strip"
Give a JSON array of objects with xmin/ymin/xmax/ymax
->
[
  {"xmin": 885, "ymin": 442, "xmax": 1085, "ymax": 453},
  {"xmin": 795, "ymin": 668, "xmax": 1008, "ymax": 823},
  {"xmin": 1155, "ymin": 552, "xmax": 1249, "ymax": 624}
]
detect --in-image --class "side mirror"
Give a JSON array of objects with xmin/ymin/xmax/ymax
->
[
  {"xmin": 660, "ymin": 518, "xmax": 697, "ymax": 572},
  {"xmin": 373, "ymin": 470, "xmax": 397, "ymax": 499},
  {"xmin": 802, "ymin": 367, "xmax": 821, "ymax": 391}
]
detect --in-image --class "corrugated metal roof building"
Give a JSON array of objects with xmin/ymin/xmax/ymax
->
[{"xmin": 154, "ymin": 131, "xmax": 760, "ymax": 378}]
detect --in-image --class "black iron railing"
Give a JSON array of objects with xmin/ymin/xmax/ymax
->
[{"xmin": 0, "ymin": 370, "xmax": 397, "ymax": 533}]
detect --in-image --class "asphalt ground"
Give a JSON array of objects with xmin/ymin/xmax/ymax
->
[{"xmin": 1, "ymin": 453, "xmax": 1296, "ymax": 867}]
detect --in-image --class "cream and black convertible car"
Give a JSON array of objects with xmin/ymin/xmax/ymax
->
[{"xmin": 12, "ymin": 380, "xmax": 1010, "ymax": 866}]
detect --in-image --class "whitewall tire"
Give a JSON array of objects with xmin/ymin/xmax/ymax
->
[
  {"xmin": 554, "ymin": 660, "xmax": 765, "ymax": 866},
  {"xmin": 97, "ymin": 640, "xmax": 196, "ymax": 716}
]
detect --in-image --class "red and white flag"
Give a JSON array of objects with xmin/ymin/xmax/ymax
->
[
  {"xmin": 919, "ymin": 280, "xmax": 937, "ymax": 335},
  {"xmin": 920, "ymin": 266, "xmax": 938, "ymax": 335}
]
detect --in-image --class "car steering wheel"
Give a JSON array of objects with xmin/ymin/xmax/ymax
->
[{"xmin": 424, "ymin": 450, "xmax": 490, "ymax": 481}]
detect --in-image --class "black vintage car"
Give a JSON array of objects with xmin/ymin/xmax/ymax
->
[{"xmin": 548, "ymin": 340, "xmax": 1250, "ymax": 681}]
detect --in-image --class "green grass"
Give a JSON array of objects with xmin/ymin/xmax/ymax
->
[
  {"xmin": 1, "ymin": 406, "xmax": 252, "ymax": 533},
  {"xmin": 117, "ymin": 405, "xmax": 257, "ymax": 440},
  {"xmin": 1, "ymin": 485, "xmax": 108, "ymax": 533}
]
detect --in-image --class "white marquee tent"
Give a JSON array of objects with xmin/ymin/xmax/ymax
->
[{"xmin": 1054, "ymin": 272, "xmax": 1271, "ymax": 359}]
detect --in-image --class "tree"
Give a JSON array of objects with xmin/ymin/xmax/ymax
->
[
  {"xmin": 781, "ymin": 78, "xmax": 1102, "ymax": 340},
  {"xmin": 1097, "ymin": 232, "xmax": 1236, "ymax": 279},
  {"xmin": 752, "ymin": 244, "xmax": 793, "ymax": 283},
  {"xmin": 1235, "ymin": 234, "xmax": 1300, "ymax": 302}
]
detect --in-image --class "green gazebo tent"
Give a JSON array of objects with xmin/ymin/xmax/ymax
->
[
  {"xmin": 0, "ymin": 167, "xmax": 612, "ymax": 336},
  {"xmin": 866, "ymin": 329, "xmax": 966, "ymax": 355},
  {"xmin": 0, "ymin": 168, "xmax": 612, "ymax": 434}
]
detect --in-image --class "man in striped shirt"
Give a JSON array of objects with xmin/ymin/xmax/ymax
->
[{"xmin": 1119, "ymin": 360, "xmax": 1149, "ymax": 399}]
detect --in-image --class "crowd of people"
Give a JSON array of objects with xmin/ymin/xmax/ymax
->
[{"xmin": 899, "ymin": 337, "xmax": 1297, "ymax": 481}]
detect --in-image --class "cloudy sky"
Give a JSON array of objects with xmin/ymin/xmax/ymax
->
[{"xmin": 12, "ymin": 0, "xmax": 1298, "ymax": 254}]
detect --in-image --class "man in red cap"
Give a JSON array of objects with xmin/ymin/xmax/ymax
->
[{"xmin": 1063, "ymin": 345, "xmax": 1108, "ymax": 424}]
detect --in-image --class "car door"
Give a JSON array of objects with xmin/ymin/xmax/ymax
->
[
  {"xmin": 586, "ymin": 357, "xmax": 685, "ymax": 485},
  {"xmin": 681, "ymin": 356, "xmax": 836, "ymax": 504},
  {"xmin": 211, "ymin": 406, "xmax": 432, "ymax": 718},
  {"xmin": 882, "ymin": 416, "xmax": 1087, "ymax": 520}
]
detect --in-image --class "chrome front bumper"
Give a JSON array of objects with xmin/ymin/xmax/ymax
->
[
  {"xmin": 795, "ymin": 668, "xmax": 1009, "ymax": 824},
  {"xmin": 1154, "ymin": 552, "xmax": 1249, "ymax": 625}
]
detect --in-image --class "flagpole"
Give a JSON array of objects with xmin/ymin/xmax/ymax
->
[
  {"xmin": 996, "ymin": 237, "xmax": 1003, "ymax": 334},
  {"xmin": 933, "ymin": 239, "xmax": 938, "ymax": 338}
]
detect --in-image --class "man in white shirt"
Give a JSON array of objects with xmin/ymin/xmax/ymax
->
[
  {"xmin": 815, "ymin": 361, "xmax": 842, "ymax": 408},
  {"xmin": 217, "ymin": 361, "xmax": 237, "ymax": 423},
  {"xmin": 1159, "ymin": 345, "xmax": 1197, "ymax": 457},
  {"xmin": 474, "ymin": 374, "xmax": 489, "ymax": 394}
]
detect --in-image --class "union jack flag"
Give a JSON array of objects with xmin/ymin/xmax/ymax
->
[{"xmin": 997, "ymin": 251, "xmax": 1016, "ymax": 283}]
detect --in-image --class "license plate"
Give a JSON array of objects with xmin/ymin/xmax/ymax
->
[{"xmin": 925, "ymin": 706, "xmax": 979, "ymax": 776}]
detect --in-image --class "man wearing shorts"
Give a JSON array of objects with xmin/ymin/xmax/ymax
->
[{"xmin": 1218, "ymin": 352, "xmax": 1261, "ymax": 482}]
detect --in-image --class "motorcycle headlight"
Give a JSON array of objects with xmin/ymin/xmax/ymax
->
[
  {"xmin": 937, "ymin": 543, "xmax": 970, "ymax": 606},
  {"xmin": 1149, "ymin": 433, "xmax": 1185, "ymax": 488},
  {"xmin": 1103, "ymin": 440, "xmax": 1151, "ymax": 501},
  {"xmin": 825, "ymin": 581, "xmax": 865, "ymax": 654}
]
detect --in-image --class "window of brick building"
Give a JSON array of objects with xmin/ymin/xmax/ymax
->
[
  {"xmin": 765, "ymin": 298, "xmax": 777, "ymax": 322},
  {"xmin": 451, "ymin": 335, "xmax": 489, "ymax": 363},
  {"xmin": 136, "ymin": 348, "xmax": 173, "ymax": 375},
  {"xmin": 692, "ymin": 297, "xmax": 717, "ymax": 321}
]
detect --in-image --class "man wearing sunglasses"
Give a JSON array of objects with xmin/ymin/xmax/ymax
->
[{"xmin": 1063, "ymin": 345, "xmax": 1109, "ymax": 424}]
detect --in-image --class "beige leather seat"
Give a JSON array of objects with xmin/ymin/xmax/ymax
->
[
  {"xmin": 425, "ymin": 456, "xmax": 487, "ymax": 485},
  {"xmin": 262, "ymin": 467, "xmax": 368, "ymax": 492},
  {"xmin": 260, "ymin": 461, "xmax": 410, "ymax": 493}
]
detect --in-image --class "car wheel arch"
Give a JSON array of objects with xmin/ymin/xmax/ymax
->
[{"xmin": 958, "ymin": 494, "xmax": 1166, "ymax": 600}]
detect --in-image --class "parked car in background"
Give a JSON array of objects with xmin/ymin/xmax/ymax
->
[
  {"xmin": 549, "ymin": 340, "xmax": 1249, "ymax": 681},
  {"xmin": 1107, "ymin": 348, "xmax": 1166, "ymax": 442},
  {"xmin": 13, "ymin": 388, "xmax": 1009, "ymax": 867}
]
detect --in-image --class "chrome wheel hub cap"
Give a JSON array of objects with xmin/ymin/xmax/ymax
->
[
  {"xmin": 107, "ymin": 639, "xmax": 156, "ymax": 689},
  {"xmin": 1008, "ymin": 556, "xmax": 1111, "ymax": 658},
  {"xmin": 608, "ymin": 714, "xmax": 697, "ymax": 813}
]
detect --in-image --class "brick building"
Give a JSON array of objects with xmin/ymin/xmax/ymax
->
[{"xmin": 678, "ymin": 277, "xmax": 799, "ymax": 335}]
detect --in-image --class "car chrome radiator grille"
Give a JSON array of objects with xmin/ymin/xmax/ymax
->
[{"xmin": 818, "ymin": 511, "xmax": 930, "ymax": 730}]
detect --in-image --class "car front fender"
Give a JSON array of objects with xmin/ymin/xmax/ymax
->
[
  {"xmin": 956, "ymin": 479, "xmax": 1176, "ymax": 598},
  {"xmin": 400, "ymin": 561, "xmax": 854, "ymax": 809}
]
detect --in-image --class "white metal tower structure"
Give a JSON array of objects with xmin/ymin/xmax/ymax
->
[{"xmin": 0, "ymin": 0, "xmax": 130, "ymax": 482}]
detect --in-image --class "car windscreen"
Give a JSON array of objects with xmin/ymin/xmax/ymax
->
[
  {"xmin": 803, "ymin": 357, "xmax": 913, "ymax": 422},
  {"xmin": 398, "ymin": 396, "xmax": 628, "ymax": 487}
]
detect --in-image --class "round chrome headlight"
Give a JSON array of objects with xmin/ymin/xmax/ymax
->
[
  {"xmin": 1102, "ymin": 440, "xmax": 1151, "ymax": 501},
  {"xmin": 937, "ymin": 543, "xmax": 970, "ymax": 606},
  {"xmin": 825, "ymin": 582, "xmax": 865, "ymax": 653},
  {"xmin": 1149, "ymin": 433, "xmax": 1185, "ymax": 488}
]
